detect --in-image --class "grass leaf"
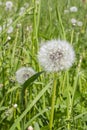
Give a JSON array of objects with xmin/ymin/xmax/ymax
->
[{"xmin": 9, "ymin": 81, "xmax": 52, "ymax": 130}]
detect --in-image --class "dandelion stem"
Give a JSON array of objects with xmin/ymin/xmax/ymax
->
[
  {"xmin": 66, "ymin": 71, "xmax": 71, "ymax": 130},
  {"xmin": 49, "ymin": 73, "xmax": 57, "ymax": 130}
]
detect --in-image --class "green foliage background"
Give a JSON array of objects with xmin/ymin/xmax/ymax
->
[{"xmin": 0, "ymin": 0, "xmax": 87, "ymax": 130}]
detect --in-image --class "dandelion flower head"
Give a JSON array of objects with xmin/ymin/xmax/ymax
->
[
  {"xmin": 38, "ymin": 39, "xmax": 75, "ymax": 72},
  {"xmin": 16, "ymin": 67, "xmax": 35, "ymax": 84}
]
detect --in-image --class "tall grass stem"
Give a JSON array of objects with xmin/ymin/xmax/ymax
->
[{"xmin": 49, "ymin": 73, "xmax": 57, "ymax": 130}]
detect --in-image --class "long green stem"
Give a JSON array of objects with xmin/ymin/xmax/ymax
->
[
  {"xmin": 49, "ymin": 73, "xmax": 57, "ymax": 130},
  {"xmin": 66, "ymin": 71, "xmax": 71, "ymax": 130}
]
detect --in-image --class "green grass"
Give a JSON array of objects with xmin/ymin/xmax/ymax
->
[{"xmin": 0, "ymin": 0, "xmax": 87, "ymax": 130}]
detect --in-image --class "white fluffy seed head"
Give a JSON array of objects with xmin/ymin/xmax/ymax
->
[
  {"xmin": 13, "ymin": 104, "xmax": 18, "ymax": 108},
  {"xmin": 16, "ymin": 67, "xmax": 35, "ymax": 84},
  {"xmin": 19, "ymin": 7, "xmax": 25, "ymax": 15},
  {"xmin": 77, "ymin": 21, "xmax": 83, "ymax": 27},
  {"xmin": 7, "ymin": 26, "xmax": 13, "ymax": 34},
  {"xmin": 5, "ymin": 1, "xmax": 13, "ymax": 11},
  {"xmin": 38, "ymin": 39, "xmax": 75, "ymax": 72},
  {"xmin": 70, "ymin": 6, "xmax": 78, "ymax": 12},
  {"xmin": 27, "ymin": 126, "xmax": 33, "ymax": 130},
  {"xmin": 70, "ymin": 18, "xmax": 77, "ymax": 26}
]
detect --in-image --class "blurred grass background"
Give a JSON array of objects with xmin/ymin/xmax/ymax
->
[{"xmin": 0, "ymin": 0, "xmax": 87, "ymax": 130}]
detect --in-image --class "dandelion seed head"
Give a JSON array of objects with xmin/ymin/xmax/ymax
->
[
  {"xmin": 13, "ymin": 104, "xmax": 18, "ymax": 108},
  {"xmin": 38, "ymin": 39, "xmax": 75, "ymax": 72},
  {"xmin": 70, "ymin": 18, "xmax": 77, "ymax": 26},
  {"xmin": 16, "ymin": 67, "xmax": 35, "ymax": 84},
  {"xmin": 77, "ymin": 21, "xmax": 83, "ymax": 27},
  {"xmin": 7, "ymin": 26, "xmax": 13, "ymax": 34},
  {"xmin": 70, "ymin": 6, "xmax": 78, "ymax": 12},
  {"xmin": 7, "ymin": 36, "xmax": 11, "ymax": 40},
  {"xmin": 5, "ymin": 1, "xmax": 13, "ymax": 11},
  {"xmin": 27, "ymin": 126, "xmax": 33, "ymax": 130}
]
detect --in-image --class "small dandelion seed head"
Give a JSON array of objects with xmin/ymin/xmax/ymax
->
[
  {"xmin": 0, "ymin": 26, "xmax": 2, "ymax": 33},
  {"xmin": 77, "ymin": 21, "xmax": 83, "ymax": 27},
  {"xmin": 19, "ymin": 7, "xmax": 25, "ymax": 15},
  {"xmin": 7, "ymin": 36, "xmax": 11, "ymax": 40},
  {"xmin": 27, "ymin": 126, "xmax": 33, "ymax": 130},
  {"xmin": 5, "ymin": 1, "xmax": 13, "ymax": 11},
  {"xmin": 70, "ymin": 6, "xmax": 78, "ymax": 12},
  {"xmin": 16, "ymin": 67, "xmax": 35, "ymax": 84},
  {"xmin": 70, "ymin": 18, "xmax": 77, "ymax": 26},
  {"xmin": 7, "ymin": 26, "xmax": 13, "ymax": 34},
  {"xmin": 13, "ymin": 104, "xmax": 18, "ymax": 108},
  {"xmin": 38, "ymin": 39, "xmax": 75, "ymax": 72}
]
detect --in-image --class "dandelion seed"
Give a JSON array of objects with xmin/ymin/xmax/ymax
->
[
  {"xmin": 5, "ymin": 1, "xmax": 13, "ymax": 11},
  {"xmin": 16, "ymin": 67, "xmax": 35, "ymax": 84},
  {"xmin": 38, "ymin": 39, "xmax": 75, "ymax": 72},
  {"xmin": 70, "ymin": 6, "xmax": 78, "ymax": 12},
  {"xmin": 27, "ymin": 126, "xmax": 33, "ymax": 130}
]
